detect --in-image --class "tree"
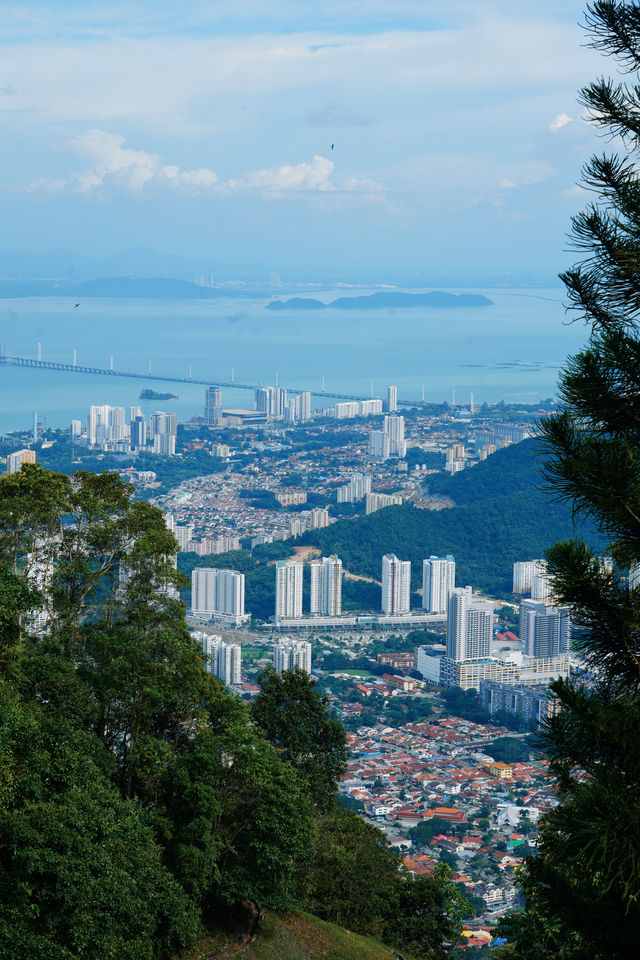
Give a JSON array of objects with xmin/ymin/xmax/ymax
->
[
  {"xmin": 504, "ymin": 3, "xmax": 640, "ymax": 956},
  {"xmin": 250, "ymin": 666, "xmax": 348, "ymax": 809}
]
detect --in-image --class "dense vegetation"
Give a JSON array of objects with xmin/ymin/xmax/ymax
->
[
  {"xmin": 498, "ymin": 4, "xmax": 640, "ymax": 956},
  {"xmin": 298, "ymin": 439, "xmax": 603, "ymax": 596},
  {"xmin": 0, "ymin": 465, "xmax": 468, "ymax": 959}
]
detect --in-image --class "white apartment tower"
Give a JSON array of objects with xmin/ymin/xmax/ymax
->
[
  {"xmin": 422, "ymin": 555, "xmax": 456, "ymax": 613},
  {"xmin": 191, "ymin": 567, "xmax": 246, "ymax": 624},
  {"xmin": 195, "ymin": 632, "xmax": 242, "ymax": 685},
  {"xmin": 519, "ymin": 600, "xmax": 571, "ymax": 658},
  {"xmin": 447, "ymin": 586, "xmax": 493, "ymax": 661},
  {"xmin": 275, "ymin": 559, "xmax": 304, "ymax": 620},
  {"xmin": 273, "ymin": 638, "xmax": 312, "ymax": 675},
  {"xmin": 512, "ymin": 560, "xmax": 547, "ymax": 595},
  {"xmin": 310, "ymin": 556, "xmax": 343, "ymax": 616},
  {"xmin": 387, "ymin": 384, "xmax": 398, "ymax": 412},
  {"xmin": 381, "ymin": 554, "xmax": 411, "ymax": 615},
  {"xmin": 204, "ymin": 387, "xmax": 223, "ymax": 425}
]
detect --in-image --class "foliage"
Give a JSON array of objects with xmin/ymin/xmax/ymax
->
[
  {"xmin": 503, "ymin": 4, "xmax": 640, "ymax": 956},
  {"xmin": 302, "ymin": 809, "xmax": 468, "ymax": 957},
  {"xmin": 0, "ymin": 466, "xmax": 314, "ymax": 955},
  {"xmin": 299, "ymin": 441, "xmax": 604, "ymax": 595},
  {"xmin": 440, "ymin": 687, "xmax": 491, "ymax": 723},
  {"xmin": 486, "ymin": 737, "xmax": 530, "ymax": 764},
  {"xmin": 250, "ymin": 667, "xmax": 348, "ymax": 809}
]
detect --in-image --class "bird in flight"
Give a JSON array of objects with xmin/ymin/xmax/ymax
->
[
  {"xmin": 331, "ymin": 143, "xmax": 334, "ymax": 150},
  {"xmin": 74, "ymin": 303, "xmax": 80, "ymax": 308}
]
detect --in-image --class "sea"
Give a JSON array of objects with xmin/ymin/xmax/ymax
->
[{"xmin": 0, "ymin": 288, "xmax": 591, "ymax": 433}]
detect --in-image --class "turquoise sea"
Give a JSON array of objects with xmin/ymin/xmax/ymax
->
[{"xmin": 0, "ymin": 288, "xmax": 590, "ymax": 433}]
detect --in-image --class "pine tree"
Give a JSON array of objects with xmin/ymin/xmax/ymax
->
[{"xmin": 500, "ymin": 4, "xmax": 640, "ymax": 956}]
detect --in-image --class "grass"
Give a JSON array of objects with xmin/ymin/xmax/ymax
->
[{"xmin": 182, "ymin": 910, "xmax": 411, "ymax": 960}]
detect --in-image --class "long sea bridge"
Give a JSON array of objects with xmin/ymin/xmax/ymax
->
[{"xmin": 0, "ymin": 353, "xmax": 431, "ymax": 408}]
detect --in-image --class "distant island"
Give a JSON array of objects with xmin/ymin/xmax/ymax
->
[
  {"xmin": 266, "ymin": 291, "xmax": 493, "ymax": 310},
  {"xmin": 139, "ymin": 388, "xmax": 178, "ymax": 401}
]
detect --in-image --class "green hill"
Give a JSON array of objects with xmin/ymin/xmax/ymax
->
[
  {"xmin": 299, "ymin": 439, "xmax": 604, "ymax": 597},
  {"xmin": 184, "ymin": 910, "xmax": 414, "ymax": 960}
]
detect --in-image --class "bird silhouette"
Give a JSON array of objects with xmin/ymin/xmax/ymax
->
[
  {"xmin": 74, "ymin": 303, "xmax": 80, "ymax": 308},
  {"xmin": 331, "ymin": 143, "xmax": 334, "ymax": 150}
]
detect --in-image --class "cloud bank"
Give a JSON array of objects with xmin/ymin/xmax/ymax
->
[{"xmin": 27, "ymin": 130, "xmax": 384, "ymax": 199}]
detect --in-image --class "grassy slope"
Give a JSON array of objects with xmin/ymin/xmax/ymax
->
[{"xmin": 183, "ymin": 910, "xmax": 409, "ymax": 960}]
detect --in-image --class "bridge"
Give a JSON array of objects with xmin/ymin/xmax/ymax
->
[{"xmin": 0, "ymin": 353, "xmax": 429, "ymax": 407}]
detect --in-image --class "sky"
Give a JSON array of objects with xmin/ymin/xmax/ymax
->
[{"xmin": 0, "ymin": 1, "xmax": 614, "ymax": 283}]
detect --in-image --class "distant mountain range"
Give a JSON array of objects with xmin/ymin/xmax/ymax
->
[{"xmin": 266, "ymin": 291, "xmax": 493, "ymax": 310}]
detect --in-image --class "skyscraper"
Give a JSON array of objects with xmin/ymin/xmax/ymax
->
[
  {"xmin": 195, "ymin": 632, "xmax": 242, "ymax": 685},
  {"xmin": 310, "ymin": 556, "xmax": 342, "ymax": 616},
  {"xmin": 130, "ymin": 415, "xmax": 146, "ymax": 450},
  {"xmin": 150, "ymin": 411, "xmax": 177, "ymax": 455},
  {"xmin": 447, "ymin": 586, "xmax": 493, "ymax": 661},
  {"xmin": 387, "ymin": 384, "xmax": 398, "ymax": 412},
  {"xmin": 422, "ymin": 555, "xmax": 456, "ymax": 613},
  {"xmin": 191, "ymin": 567, "xmax": 246, "ymax": 624},
  {"xmin": 519, "ymin": 600, "xmax": 571, "ymax": 658},
  {"xmin": 273, "ymin": 638, "xmax": 312, "ymax": 675},
  {"xmin": 381, "ymin": 554, "xmax": 411, "ymax": 614},
  {"xmin": 6, "ymin": 448, "xmax": 36, "ymax": 473},
  {"xmin": 204, "ymin": 387, "xmax": 223, "ymax": 425},
  {"xmin": 300, "ymin": 391, "xmax": 311, "ymax": 421},
  {"xmin": 275, "ymin": 559, "xmax": 303, "ymax": 620},
  {"xmin": 512, "ymin": 560, "xmax": 547, "ymax": 595},
  {"xmin": 384, "ymin": 415, "xmax": 406, "ymax": 457}
]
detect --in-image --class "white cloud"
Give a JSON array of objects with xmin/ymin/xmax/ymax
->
[
  {"xmin": 231, "ymin": 155, "xmax": 336, "ymax": 192},
  {"xmin": 550, "ymin": 112, "xmax": 572, "ymax": 132},
  {"xmin": 24, "ymin": 131, "xmax": 383, "ymax": 199},
  {"xmin": 499, "ymin": 178, "xmax": 517, "ymax": 188}
]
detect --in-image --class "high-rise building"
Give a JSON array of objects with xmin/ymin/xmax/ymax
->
[
  {"xmin": 309, "ymin": 507, "xmax": 329, "ymax": 530},
  {"xmin": 310, "ymin": 556, "xmax": 342, "ymax": 616},
  {"xmin": 512, "ymin": 560, "xmax": 547, "ymax": 595},
  {"xmin": 300, "ymin": 391, "xmax": 311, "ymax": 421},
  {"xmin": 150, "ymin": 411, "xmax": 177, "ymax": 455},
  {"xmin": 359, "ymin": 399, "xmax": 383, "ymax": 416},
  {"xmin": 387, "ymin": 385, "xmax": 398, "ymax": 413},
  {"xmin": 6, "ymin": 448, "xmax": 36, "ymax": 473},
  {"xmin": 71, "ymin": 419, "xmax": 83, "ymax": 440},
  {"xmin": 273, "ymin": 638, "xmax": 312, "ymax": 675},
  {"xmin": 336, "ymin": 473, "xmax": 372, "ymax": 503},
  {"xmin": 191, "ymin": 567, "xmax": 246, "ymax": 625},
  {"xmin": 365, "ymin": 492, "xmax": 402, "ymax": 514},
  {"xmin": 519, "ymin": 600, "xmax": 571, "ymax": 658},
  {"xmin": 191, "ymin": 567, "xmax": 247, "ymax": 624},
  {"xmin": 130, "ymin": 415, "xmax": 146, "ymax": 450},
  {"xmin": 447, "ymin": 586, "xmax": 493, "ymax": 661},
  {"xmin": 381, "ymin": 554, "xmax": 411, "ymax": 615},
  {"xmin": 204, "ymin": 387, "xmax": 223, "ymax": 425},
  {"xmin": 369, "ymin": 430, "xmax": 391, "ymax": 460},
  {"xmin": 369, "ymin": 416, "xmax": 406, "ymax": 460},
  {"xmin": 422, "ymin": 555, "xmax": 456, "ymax": 613},
  {"xmin": 275, "ymin": 559, "xmax": 304, "ymax": 620},
  {"xmin": 384, "ymin": 415, "xmax": 406, "ymax": 457},
  {"xmin": 194, "ymin": 632, "xmax": 242, "ymax": 685},
  {"xmin": 88, "ymin": 405, "xmax": 127, "ymax": 446},
  {"xmin": 336, "ymin": 401, "xmax": 360, "ymax": 419},
  {"xmin": 255, "ymin": 386, "xmax": 286, "ymax": 419}
]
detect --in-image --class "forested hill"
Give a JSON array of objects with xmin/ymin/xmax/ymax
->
[
  {"xmin": 299, "ymin": 440, "xmax": 604, "ymax": 596},
  {"xmin": 425, "ymin": 436, "xmax": 546, "ymax": 504}
]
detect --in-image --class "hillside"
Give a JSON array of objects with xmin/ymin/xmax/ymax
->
[
  {"xmin": 299, "ymin": 440, "xmax": 604, "ymax": 596},
  {"xmin": 184, "ymin": 910, "xmax": 413, "ymax": 960}
]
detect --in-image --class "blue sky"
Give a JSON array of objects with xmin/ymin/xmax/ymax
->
[{"xmin": 0, "ymin": 1, "xmax": 611, "ymax": 283}]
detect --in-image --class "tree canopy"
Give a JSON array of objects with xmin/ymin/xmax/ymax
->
[{"xmin": 501, "ymin": 4, "xmax": 640, "ymax": 956}]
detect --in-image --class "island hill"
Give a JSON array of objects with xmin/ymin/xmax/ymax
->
[
  {"xmin": 139, "ymin": 388, "xmax": 178, "ymax": 401},
  {"xmin": 266, "ymin": 290, "xmax": 493, "ymax": 310}
]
